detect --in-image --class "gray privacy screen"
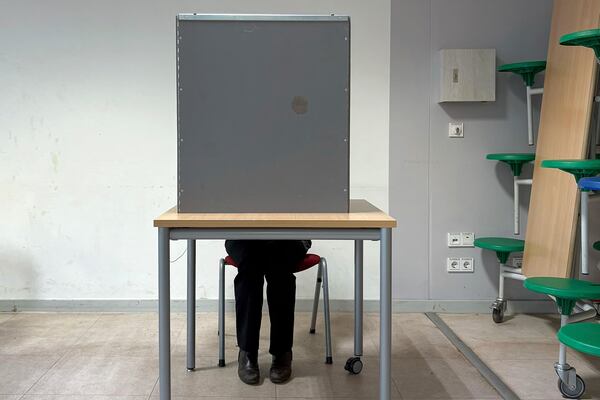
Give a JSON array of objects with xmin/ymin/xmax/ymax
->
[{"xmin": 176, "ymin": 14, "xmax": 350, "ymax": 213}]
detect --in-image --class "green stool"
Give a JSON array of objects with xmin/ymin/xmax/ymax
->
[
  {"xmin": 486, "ymin": 153, "xmax": 535, "ymax": 235},
  {"xmin": 524, "ymin": 277, "xmax": 600, "ymax": 398},
  {"xmin": 594, "ymin": 241, "xmax": 600, "ymax": 252},
  {"xmin": 498, "ymin": 61, "xmax": 546, "ymax": 145},
  {"xmin": 560, "ymin": 29, "xmax": 600, "ymax": 60},
  {"xmin": 474, "ymin": 237, "xmax": 525, "ymax": 323},
  {"xmin": 542, "ymin": 159, "xmax": 600, "ymax": 275}
]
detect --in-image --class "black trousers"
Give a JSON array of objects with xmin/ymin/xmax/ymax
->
[{"xmin": 225, "ymin": 240, "xmax": 309, "ymax": 355}]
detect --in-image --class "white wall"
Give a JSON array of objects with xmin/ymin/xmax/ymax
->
[{"xmin": 0, "ymin": 1, "xmax": 390, "ymax": 301}]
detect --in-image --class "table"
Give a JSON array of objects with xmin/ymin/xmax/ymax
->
[{"xmin": 154, "ymin": 199, "xmax": 397, "ymax": 400}]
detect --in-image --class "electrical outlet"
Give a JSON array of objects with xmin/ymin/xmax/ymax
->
[
  {"xmin": 461, "ymin": 232, "xmax": 475, "ymax": 247},
  {"xmin": 459, "ymin": 257, "xmax": 474, "ymax": 272},
  {"xmin": 512, "ymin": 257, "xmax": 523, "ymax": 268},
  {"xmin": 447, "ymin": 257, "xmax": 461, "ymax": 272},
  {"xmin": 447, "ymin": 233, "xmax": 462, "ymax": 247},
  {"xmin": 448, "ymin": 122, "xmax": 464, "ymax": 138}
]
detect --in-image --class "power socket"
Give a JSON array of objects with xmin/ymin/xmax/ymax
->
[
  {"xmin": 460, "ymin": 257, "xmax": 474, "ymax": 272},
  {"xmin": 447, "ymin": 257, "xmax": 461, "ymax": 272}
]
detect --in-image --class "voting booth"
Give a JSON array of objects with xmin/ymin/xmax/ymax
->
[{"xmin": 176, "ymin": 14, "xmax": 351, "ymax": 213}]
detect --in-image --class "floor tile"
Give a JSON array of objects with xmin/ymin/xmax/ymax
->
[
  {"xmin": 0, "ymin": 354, "xmax": 60, "ymax": 395},
  {"xmin": 22, "ymin": 396, "xmax": 148, "ymax": 400},
  {"xmin": 27, "ymin": 354, "xmax": 158, "ymax": 396},
  {"xmin": 439, "ymin": 313, "xmax": 559, "ymax": 344},
  {"xmin": 154, "ymin": 356, "xmax": 277, "ymax": 398},
  {"xmin": 0, "ymin": 396, "xmax": 21, "ymax": 400},
  {"xmin": 392, "ymin": 357, "xmax": 500, "ymax": 399},
  {"xmin": 0, "ymin": 313, "xmax": 99, "ymax": 356},
  {"xmin": 275, "ymin": 356, "xmax": 401, "ymax": 398},
  {"xmin": 0, "ymin": 314, "xmax": 15, "ymax": 324}
]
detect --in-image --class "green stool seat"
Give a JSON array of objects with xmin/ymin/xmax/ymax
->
[
  {"xmin": 498, "ymin": 61, "xmax": 547, "ymax": 87},
  {"xmin": 560, "ymin": 29, "xmax": 600, "ymax": 59},
  {"xmin": 486, "ymin": 153, "xmax": 535, "ymax": 176},
  {"xmin": 541, "ymin": 159, "xmax": 600, "ymax": 182},
  {"xmin": 474, "ymin": 237, "xmax": 524, "ymax": 264},
  {"xmin": 558, "ymin": 323, "xmax": 600, "ymax": 358},
  {"xmin": 524, "ymin": 277, "xmax": 600, "ymax": 316},
  {"xmin": 524, "ymin": 277, "xmax": 600, "ymax": 299},
  {"xmin": 594, "ymin": 241, "xmax": 600, "ymax": 252}
]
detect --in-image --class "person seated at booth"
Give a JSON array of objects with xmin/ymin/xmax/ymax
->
[{"xmin": 225, "ymin": 239, "xmax": 311, "ymax": 384}]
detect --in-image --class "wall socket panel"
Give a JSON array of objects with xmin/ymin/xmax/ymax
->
[
  {"xmin": 447, "ymin": 257, "xmax": 474, "ymax": 273},
  {"xmin": 512, "ymin": 257, "xmax": 523, "ymax": 268},
  {"xmin": 447, "ymin": 232, "xmax": 475, "ymax": 247},
  {"xmin": 448, "ymin": 122, "xmax": 464, "ymax": 138}
]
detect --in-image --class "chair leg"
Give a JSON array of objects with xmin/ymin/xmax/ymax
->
[
  {"xmin": 310, "ymin": 262, "xmax": 323, "ymax": 334},
  {"xmin": 321, "ymin": 258, "xmax": 333, "ymax": 364},
  {"xmin": 218, "ymin": 258, "xmax": 226, "ymax": 367}
]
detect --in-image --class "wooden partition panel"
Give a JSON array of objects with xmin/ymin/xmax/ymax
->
[{"xmin": 523, "ymin": 0, "xmax": 600, "ymax": 278}]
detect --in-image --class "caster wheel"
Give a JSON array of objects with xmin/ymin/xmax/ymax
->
[
  {"xmin": 492, "ymin": 306, "xmax": 504, "ymax": 324},
  {"xmin": 344, "ymin": 357, "xmax": 363, "ymax": 375},
  {"xmin": 558, "ymin": 375, "xmax": 585, "ymax": 399}
]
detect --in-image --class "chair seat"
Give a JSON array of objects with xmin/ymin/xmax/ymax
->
[
  {"xmin": 579, "ymin": 177, "xmax": 600, "ymax": 191},
  {"xmin": 595, "ymin": 241, "xmax": 600, "ymax": 252},
  {"xmin": 497, "ymin": 61, "xmax": 546, "ymax": 86},
  {"xmin": 524, "ymin": 277, "xmax": 600, "ymax": 300},
  {"xmin": 474, "ymin": 237, "xmax": 525, "ymax": 253},
  {"xmin": 224, "ymin": 253, "xmax": 321, "ymax": 273},
  {"xmin": 558, "ymin": 323, "xmax": 600, "ymax": 357}
]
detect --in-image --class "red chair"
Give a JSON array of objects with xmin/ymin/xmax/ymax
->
[{"xmin": 218, "ymin": 253, "xmax": 332, "ymax": 367}]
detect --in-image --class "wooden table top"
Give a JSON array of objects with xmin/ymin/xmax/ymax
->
[{"xmin": 154, "ymin": 199, "xmax": 396, "ymax": 228}]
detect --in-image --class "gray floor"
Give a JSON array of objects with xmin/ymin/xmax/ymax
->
[
  {"xmin": 440, "ymin": 313, "xmax": 600, "ymax": 400},
  {"xmin": 0, "ymin": 311, "xmax": 502, "ymax": 399}
]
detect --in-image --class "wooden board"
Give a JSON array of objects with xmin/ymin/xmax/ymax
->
[
  {"xmin": 154, "ymin": 199, "xmax": 396, "ymax": 229},
  {"xmin": 523, "ymin": 0, "xmax": 600, "ymax": 278}
]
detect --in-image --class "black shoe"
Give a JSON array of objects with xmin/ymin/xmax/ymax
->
[
  {"xmin": 270, "ymin": 351, "xmax": 292, "ymax": 384},
  {"xmin": 238, "ymin": 350, "xmax": 260, "ymax": 385}
]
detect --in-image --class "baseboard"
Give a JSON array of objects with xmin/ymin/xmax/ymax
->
[{"xmin": 0, "ymin": 299, "xmax": 556, "ymax": 313}]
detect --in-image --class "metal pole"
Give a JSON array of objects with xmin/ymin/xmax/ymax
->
[
  {"xmin": 218, "ymin": 258, "xmax": 226, "ymax": 367},
  {"xmin": 559, "ymin": 315, "xmax": 568, "ymax": 365},
  {"xmin": 321, "ymin": 258, "xmax": 333, "ymax": 364},
  {"xmin": 513, "ymin": 176, "xmax": 520, "ymax": 235},
  {"xmin": 581, "ymin": 191, "xmax": 589, "ymax": 275},
  {"xmin": 186, "ymin": 239, "xmax": 196, "ymax": 370},
  {"xmin": 379, "ymin": 228, "xmax": 392, "ymax": 400},
  {"xmin": 158, "ymin": 228, "xmax": 171, "ymax": 400},
  {"xmin": 526, "ymin": 86, "xmax": 534, "ymax": 145},
  {"xmin": 354, "ymin": 240, "xmax": 363, "ymax": 357},
  {"xmin": 310, "ymin": 262, "xmax": 323, "ymax": 334},
  {"xmin": 498, "ymin": 263, "xmax": 505, "ymax": 300}
]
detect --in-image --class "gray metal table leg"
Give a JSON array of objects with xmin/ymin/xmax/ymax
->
[
  {"xmin": 159, "ymin": 228, "xmax": 171, "ymax": 400},
  {"xmin": 379, "ymin": 228, "xmax": 392, "ymax": 400},
  {"xmin": 187, "ymin": 239, "xmax": 196, "ymax": 370},
  {"xmin": 354, "ymin": 239, "xmax": 363, "ymax": 357}
]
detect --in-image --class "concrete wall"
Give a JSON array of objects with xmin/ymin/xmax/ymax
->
[
  {"xmin": 389, "ymin": 0, "xmax": 554, "ymax": 301},
  {"xmin": 0, "ymin": 0, "xmax": 390, "ymax": 301}
]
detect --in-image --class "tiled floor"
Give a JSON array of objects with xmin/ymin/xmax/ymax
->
[
  {"xmin": 439, "ymin": 313, "xmax": 600, "ymax": 400},
  {"xmin": 0, "ymin": 311, "xmax": 501, "ymax": 399}
]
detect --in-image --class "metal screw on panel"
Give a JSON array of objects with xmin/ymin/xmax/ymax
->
[
  {"xmin": 344, "ymin": 189, "xmax": 348, "ymax": 192},
  {"xmin": 344, "ymin": 88, "xmax": 348, "ymax": 92},
  {"xmin": 344, "ymin": 37, "xmax": 348, "ymax": 41}
]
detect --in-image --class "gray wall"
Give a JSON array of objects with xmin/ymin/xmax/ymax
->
[{"xmin": 390, "ymin": 0, "xmax": 554, "ymax": 301}]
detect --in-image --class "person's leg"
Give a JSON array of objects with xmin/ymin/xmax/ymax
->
[
  {"xmin": 265, "ymin": 240, "xmax": 307, "ymax": 383},
  {"xmin": 226, "ymin": 240, "xmax": 265, "ymax": 384}
]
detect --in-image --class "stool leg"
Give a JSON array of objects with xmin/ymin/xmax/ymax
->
[
  {"xmin": 186, "ymin": 240, "xmax": 196, "ymax": 371},
  {"xmin": 556, "ymin": 314, "xmax": 578, "ymax": 391},
  {"xmin": 321, "ymin": 258, "xmax": 333, "ymax": 364},
  {"xmin": 310, "ymin": 262, "xmax": 323, "ymax": 334},
  {"xmin": 218, "ymin": 258, "xmax": 226, "ymax": 367},
  {"xmin": 491, "ymin": 262, "xmax": 507, "ymax": 323}
]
